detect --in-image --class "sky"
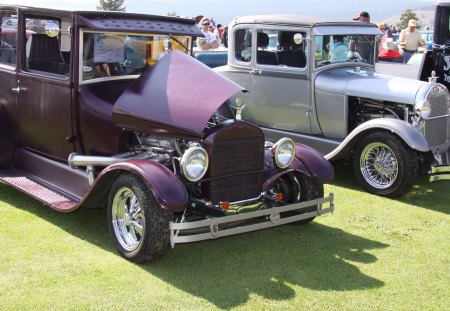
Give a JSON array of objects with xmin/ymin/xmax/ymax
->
[{"xmin": 0, "ymin": 0, "xmax": 438, "ymax": 26}]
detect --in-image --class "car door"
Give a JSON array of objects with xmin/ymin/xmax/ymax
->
[
  {"xmin": 250, "ymin": 27, "xmax": 311, "ymax": 133},
  {"xmin": 0, "ymin": 8, "xmax": 20, "ymax": 145},
  {"xmin": 16, "ymin": 12, "xmax": 74, "ymax": 161}
]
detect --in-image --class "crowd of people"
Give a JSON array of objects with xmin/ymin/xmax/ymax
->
[
  {"xmin": 353, "ymin": 10, "xmax": 426, "ymax": 64},
  {"xmin": 196, "ymin": 16, "xmax": 228, "ymax": 50}
]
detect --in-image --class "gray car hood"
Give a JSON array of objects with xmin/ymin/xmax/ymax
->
[
  {"xmin": 315, "ymin": 67, "xmax": 429, "ymax": 104},
  {"xmin": 113, "ymin": 51, "xmax": 245, "ymax": 138}
]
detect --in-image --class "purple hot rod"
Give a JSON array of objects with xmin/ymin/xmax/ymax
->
[{"xmin": 0, "ymin": 6, "xmax": 334, "ymax": 263}]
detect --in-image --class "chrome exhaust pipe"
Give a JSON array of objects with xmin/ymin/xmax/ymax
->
[
  {"xmin": 68, "ymin": 153, "xmax": 124, "ymax": 169},
  {"xmin": 68, "ymin": 153, "xmax": 125, "ymax": 185}
]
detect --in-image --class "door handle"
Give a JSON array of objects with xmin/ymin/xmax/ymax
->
[
  {"xmin": 11, "ymin": 86, "xmax": 20, "ymax": 93},
  {"xmin": 249, "ymin": 70, "xmax": 262, "ymax": 75}
]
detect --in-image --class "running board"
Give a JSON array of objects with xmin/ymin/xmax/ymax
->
[{"xmin": 0, "ymin": 168, "xmax": 79, "ymax": 212}]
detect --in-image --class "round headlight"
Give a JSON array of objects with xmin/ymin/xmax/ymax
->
[
  {"xmin": 180, "ymin": 147, "xmax": 209, "ymax": 182},
  {"xmin": 415, "ymin": 100, "xmax": 431, "ymax": 120},
  {"xmin": 273, "ymin": 138, "xmax": 296, "ymax": 169}
]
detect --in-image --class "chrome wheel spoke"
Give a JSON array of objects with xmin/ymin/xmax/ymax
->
[
  {"xmin": 111, "ymin": 187, "xmax": 144, "ymax": 252},
  {"xmin": 360, "ymin": 143, "xmax": 398, "ymax": 189}
]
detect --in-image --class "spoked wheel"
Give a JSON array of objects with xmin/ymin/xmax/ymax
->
[
  {"xmin": 269, "ymin": 172, "xmax": 324, "ymax": 225},
  {"xmin": 353, "ymin": 132, "xmax": 418, "ymax": 197},
  {"xmin": 108, "ymin": 173, "xmax": 172, "ymax": 263}
]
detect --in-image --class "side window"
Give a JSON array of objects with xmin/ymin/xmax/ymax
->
[
  {"xmin": 24, "ymin": 15, "xmax": 71, "ymax": 75},
  {"xmin": 0, "ymin": 9, "xmax": 17, "ymax": 66},
  {"xmin": 234, "ymin": 28, "xmax": 252, "ymax": 62},
  {"xmin": 256, "ymin": 30, "xmax": 307, "ymax": 68}
]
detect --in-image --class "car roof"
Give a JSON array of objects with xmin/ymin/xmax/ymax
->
[
  {"xmin": 231, "ymin": 14, "xmax": 377, "ymax": 28},
  {"xmin": 0, "ymin": 5, "xmax": 201, "ymax": 37}
]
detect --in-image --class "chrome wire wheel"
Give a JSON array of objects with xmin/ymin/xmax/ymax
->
[
  {"xmin": 359, "ymin": 142, "xmax": 398, "ymax": 189},
  {"xmin": 111, "ymin": 186, "xmax": 144, "ymax": 252}
]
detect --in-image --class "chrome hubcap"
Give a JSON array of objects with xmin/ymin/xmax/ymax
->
[
  {"xmin": 360, "ymin": 142, "xmax": 398, "ymax": 189},
  {"xmin": 112, "ymin": 187, "xmax": 144, "ymax": 251}
]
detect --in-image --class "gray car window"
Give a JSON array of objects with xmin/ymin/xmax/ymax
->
[{"xmin": 256, "ymin": 30, "xmax": 307, "ymax": 68}]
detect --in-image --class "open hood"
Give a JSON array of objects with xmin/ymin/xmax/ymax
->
[{"xmin": 113, "ymin": 51, "xmax": 245, "ymax": 138}]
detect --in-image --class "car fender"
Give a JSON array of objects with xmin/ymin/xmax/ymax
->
[
  {"xmin": 263, "ymin": 143, "xmax": 334, "ymax": 189},
  {"xmin": 325, "ymin": 118, "xmax": 430, "ymax": 161},
  {"xmin": 91, "ymin": 159, "xmax": 188, "ymax": 213}
]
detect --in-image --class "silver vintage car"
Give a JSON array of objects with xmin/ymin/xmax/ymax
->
[{"xmin": 216, "ymin": 15, "xmax": 450, "ymax": 197}]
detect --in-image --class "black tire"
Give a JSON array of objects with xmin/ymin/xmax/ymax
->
[
  {"xmin": 353, "ymin": 132, "xmax": 418, "ymax": 198},
  {"xmin": 107, "ymin": 173, "xmax": 172, "ymax": 263},
  {"xmin": 269, "ymin": 172, "xmax": 324, "ymax": 225}
]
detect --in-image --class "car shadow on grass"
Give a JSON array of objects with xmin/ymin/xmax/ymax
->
[
  {"xmin": 331, "ymin": 160, "xmax": 450, "ymax": 215},
  {"xmin": 1, "ymin": 183, "xmax": 388, "ymax": 309}
]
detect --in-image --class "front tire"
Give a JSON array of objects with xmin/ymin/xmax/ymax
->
[
  {"xmin": 108, "ymin": 173, "xmax": 172, "ymax": 263},
  {"xmin": 269, "ymin": 173, "xmax": 324, "ymax": 225},
  {"xmin": 353, "ymin": 132, "xmax": 418, "ymax": 198}
]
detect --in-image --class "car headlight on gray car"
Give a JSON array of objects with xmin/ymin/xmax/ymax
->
[
  {"xmin": 180, "ymin": 147, "xmax": 209, "ymax": 181},
  {"xmin": 272, "ymin": 138, "xmax": 296, "ymax": 169},
  {"xmin": 415, "ymin": 100, "xmax": 431, "ymax": 120}
]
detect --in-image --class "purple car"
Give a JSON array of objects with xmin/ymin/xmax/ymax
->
[{"xmin": 0, "ymin": 6, "xmax": 334, "ymax": 263}]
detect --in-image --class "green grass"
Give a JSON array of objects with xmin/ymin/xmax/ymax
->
[{"xmin": 0, "ymin": 161, "xmax": 449, "ymax": 310}]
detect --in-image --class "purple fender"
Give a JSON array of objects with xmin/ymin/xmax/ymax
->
[
  {"xmin": 99, "ymin": 159, "xmax": 188, "ymax": 212},
  {"xmin": 263, "ymin": 143, "xmax": 334, "ymax": 190}
]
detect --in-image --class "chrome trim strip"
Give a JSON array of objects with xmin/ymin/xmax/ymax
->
[
  {"xmin": 430, "ymin": 166, "xmax": 450, "ymax": 174},
  {"xmin": 169, "ymin": 193, "xmax": 334, "ymax": 247},
  {"xmin": 429, "ymin": 165, "xmax": 450, "ymax": 182},
  {"xmin": 429, "ymin": 175, "xmax": 450, "ymax": 181}
]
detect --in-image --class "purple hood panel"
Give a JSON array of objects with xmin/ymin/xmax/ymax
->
[{"xmin": 113, "ymin": 51, "xmax": 245, "ymax": 138}]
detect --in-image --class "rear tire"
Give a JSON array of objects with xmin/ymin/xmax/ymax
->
[{"xmin": 108, "ymin": 173, "xmax": 172, "ymax": 263}]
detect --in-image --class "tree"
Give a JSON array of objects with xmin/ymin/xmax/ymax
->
[
  {"xmin": 167, "ymin": 11, "xmax": 177, "ymax": 17},
  {"xmin": 399, "ymin": 9, "xmax": 419, "ymax": 30},
  {"xmin": 97, "ymin": 0, "xmax": 126, "ymax": 12}
]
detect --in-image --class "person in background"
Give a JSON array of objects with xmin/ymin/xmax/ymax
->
[
  {"xmin": 399, "ymin": 19, "xmax": 424, "ymax": 63},
  {"xmin": 197, "ymin": 17, "xmax": 219, "ymax": 50},
  {"xmin": 353, "ymin": 11, "xmax": 370, "ymax": 23},
  {"xmin": 213, "ymin": 24, "xmax": 222, "ymax": 44},
  {"xmin": 378, "ymin": 38, "xmax": 403, "ymax": 63},
  {"xmin": 377, "ymin": 22, "xmax": 389, "ymax": 54},
  {"xmin": 350, "ymin": 11, "xmax": 372, "ymax": 62},
  {"xmin": 209, "ymin": 17, "xmax": 216, "ymax": 28},
  {"xmin": 216, "ymin": 24, "xmax": 224, "ymax": 41},
  {"xmin": 222, "ymin": 26, "xmax": 229, "ymax": 48}
]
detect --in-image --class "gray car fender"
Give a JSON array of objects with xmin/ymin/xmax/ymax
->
[{"xmin": 324, "ymin": 118, "xmax": 429, "ymax": 160}]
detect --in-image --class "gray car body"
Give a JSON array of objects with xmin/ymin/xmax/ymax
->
[
  {"xmin": 215, "ymin": 15, "xmax": 434, "ymax": 157},
  {"xmin": 215, "ymin": 14, "xmax": 450, "ymax": 196}
]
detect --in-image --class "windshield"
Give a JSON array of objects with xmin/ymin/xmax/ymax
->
[
  {"xmin": 81, "ymin": 31, "xmax": 192, "ymax": 82},
  {"xmin": 315, "ymin": 34, "xmax": 376, "ymax": 68}
]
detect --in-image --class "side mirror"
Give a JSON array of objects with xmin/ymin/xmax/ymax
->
[{"xmin": 45, "ymin": 22, "xmax": 60, "ymax": 37}]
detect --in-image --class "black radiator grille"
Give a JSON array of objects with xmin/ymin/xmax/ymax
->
[{"xmin": 207, "ymin": 136, "xmax": 264, "ymax": 204}]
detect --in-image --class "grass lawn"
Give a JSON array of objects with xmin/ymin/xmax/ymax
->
[{"xmin": 0, "ymin": 161, "xmax": 449, "ymax": 310}]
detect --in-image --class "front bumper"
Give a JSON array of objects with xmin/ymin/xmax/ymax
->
[
  {"xmin": 169, "ymin": 193, "xmax": 334, "ymax": 248},
  {"xmin": 429, "ymin": 166, "xmax": 450, "ymax": 181}
]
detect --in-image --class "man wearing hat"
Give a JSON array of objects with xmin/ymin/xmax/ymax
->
[
  {"xmin": 349, "ymin": 11, "xmax": 372, "ymax": 62},
  {"xmin": 353, "ymin": 11, "xmax": 370, "ymax": 23},
  {"xmin": 399, "ymin": 19, "xmax": 425, "ymax": 63},
  {"xmin": 197, "ymin": 17, "xmax": 219, "ymax": 51}
]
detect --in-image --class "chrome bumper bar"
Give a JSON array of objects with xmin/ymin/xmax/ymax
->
[
  {"xmin": 429, "ymin": 166, "xmax": 450, "ymax": 182},
  {"xmin": 169, "ymin": 193, "xmax": 334, "ymax": 248}
]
